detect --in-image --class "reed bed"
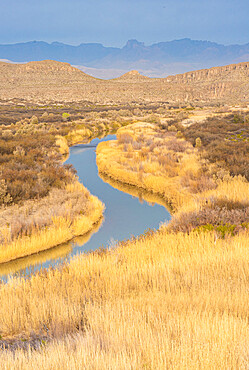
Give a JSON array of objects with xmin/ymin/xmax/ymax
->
[
  {"xmin": 0, "ymin": 228, "xmax": 248, "ymax": 368},
  {"xmin": 0, "ymin": 182, "xmax": 104, "ymax": 264}
]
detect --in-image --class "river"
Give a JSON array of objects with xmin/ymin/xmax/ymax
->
[{"xmin": 0, "ymin": 135, "xmax": 171, "ymax": 281}]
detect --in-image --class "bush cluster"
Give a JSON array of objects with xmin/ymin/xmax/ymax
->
[
  {"xmin": 0, "ymin": 132, "xmax": 75, "ymax": 204},
  {"xmin": 183, "ymin": 114, "xmax": 249, "ymax": 179},
  {"xmin": 169, "ymin": 197, "xmax": 249, "ymax": 235}
]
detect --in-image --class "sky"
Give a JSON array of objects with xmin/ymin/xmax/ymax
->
[{"xmin": 1, "ymin": 0, "xmax": 249, "ymax": 46}]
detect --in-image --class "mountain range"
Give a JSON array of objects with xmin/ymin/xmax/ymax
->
[{"xmin": 1, "ymin": 39, "xmax": 249, "ymax": 78}]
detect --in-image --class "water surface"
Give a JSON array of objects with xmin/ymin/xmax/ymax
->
[{"xmin": 0, "ymin": 135, "xmax": 171, "ymax": 281}]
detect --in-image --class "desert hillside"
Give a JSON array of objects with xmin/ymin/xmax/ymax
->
[{"xmin": 0, "ymin": 60, "xmax": 249, "ymax": 104}]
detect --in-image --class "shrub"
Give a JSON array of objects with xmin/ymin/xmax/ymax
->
[
  {"xmin": 2, "ymin": 130, "xmax": 13, "ymax": 140},
  {"xmin": 176, "ymin": 130, "xmax": 183, "ymax": 138},
  {"xmin": 183, "ymin": 115, "xmax": 249, "ymax": 180},
  {"xmin": 195, "ymin": 137, "xmax": 202, "ymax": 148},
  {"xmin": 30, "ymin": 115, "xmax": 38, "ymax": 125},
  {"xmin": 0, "ymin": 179, "xmax": 12, "ymax": 205},
  {"xmin": 168, "ymin": 125, "xmax": 177, "ymax": 132},
  {"xmin": 41, "ymin": 112, "xmax": 49, "ymax": 119},
  {"xmin": 62, "ymin": 113, "xmax": 70, "ymax": 121},
  {"xmin": 169, "ymin": 199, "xmax": 249, "ymax": 235},
  {"xmin": 117, "ymin": 131, "xmax": 134, "ymax": 144},
  {"xmin": 146, "ymin": 114, "xmax": 161, "ymax": 124}
]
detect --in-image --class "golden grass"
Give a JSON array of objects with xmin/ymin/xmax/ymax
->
[
  {"xmin": 55, "ymin": 135, "xmax": 69, "ymax": 155},
  {"xmin": 97, "ymin": 123, "xmax": 200, "ymax": 210},
  {"xmin": 99, "ymin": 171, "xmax": 170, "ymax": 210},
  {"xmin": 1, "ymin": 121, "xmax": 248, "ymax": 368},
  {"xmin": 178, "ymin": 175, "xmax": 249, "ymax": 216},
  {"xmin": 0, "ymin": 219, "xmax": 103, "ymax": 278},
  {"xmin": 0, "ymin": 228, "xmax": 249, "ymax": 368},
  {"xmin": 0, "ymin": 182, "xmax": 104, "ymax": 264},
  {"xmin": 66, "ymin": 127, "xmax": 93, "ymax": 145},
  {"xmin": 97, "ymin": 123, "xmax": 249, "ymax": 216}
]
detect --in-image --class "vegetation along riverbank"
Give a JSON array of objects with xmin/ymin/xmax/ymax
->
[
  {"xmin": 0, "ymin": 102, "xmax": 249, "ymax": 368},
  {"xmin": 97, "ymin": 113, "xmax": 249, "ymax": 236},
  {"xmin": 0, "ymin": 102, "xmax": 138, "ymax": 263}
]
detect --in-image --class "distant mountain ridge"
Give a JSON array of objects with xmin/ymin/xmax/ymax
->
[{"xmin": 1, "ymin": 39, "xmax": 249, "ymax": 78}]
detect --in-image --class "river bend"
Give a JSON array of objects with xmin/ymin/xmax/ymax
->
[{"xmin": 0, "ymin": 135, "xmax": 171, "ymax": 281}]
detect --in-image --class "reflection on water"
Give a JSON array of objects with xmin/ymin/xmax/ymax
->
[
  {"xmin": 0, "ymin": 217, "xmax": 103, "ymax": 281},
  {"xmin": 99, "ymin": 172, "xmax": 172, "ymax": 211},
  {"xmin": 0, "ymin": 134, "xmax": 171, "ymax": 282}
]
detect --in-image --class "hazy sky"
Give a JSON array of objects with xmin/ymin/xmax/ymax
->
[{"xmin": 1, "ymin": 0, "xmax": 249, "ymax": 46}]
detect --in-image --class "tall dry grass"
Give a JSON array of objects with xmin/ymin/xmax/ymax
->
[
  {"xmin": 0, "ymin": 228, "xmax": 249, "ymax": 368},
  {"xmin": 1, "ymin": 121, "xmax": 249, "ymax": 368},
  {"xmin": 0, "ymin": 182, "xmax": 104, "ymax": 263},
  {"xmin": 55, "ymin": 135, "xmax": 69, "ymax": 155},
  {"xmin": 0, "ymin": 220, "xmax": 103, "ymax": 277},
  {"xmin": 97, "ymin": 123, "xmax": 205, "ymax": 210},
  {"xmin": 97, "ymin": 123, "xmax": 249, "ymax": 232}
]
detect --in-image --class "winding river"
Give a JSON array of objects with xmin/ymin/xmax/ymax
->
[{"xmin": 0, "ymin": 135, "xmax": 171, "ymax": 281}]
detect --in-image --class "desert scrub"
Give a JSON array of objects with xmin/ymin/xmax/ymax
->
[
  {"xmin": 169, "ymin": 200, "xmax": 249, "ymax": 234},
  {"xmin": 0, "ymin": 181, "xmax": 104, "ymax": 263},
  {"xmin": 0, "ymin": 130, "xmax": 75, "ymax": 204},
  {"xmin": 97, "ymin": 122, "xmax": 210, "ymax": 210},
  {"xmin": 97, "ymin": 122, "xmax": 249, "ymax": 235},
  {"xmin": 169, "ymin": 175, "xmax": 249, "ymax": 234},
  {"xmin": 182, "ymin": 113, "xmax": 249, "ymax": 180}
]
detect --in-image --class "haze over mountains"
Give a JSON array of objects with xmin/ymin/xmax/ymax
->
[{"xmin": 1, "ymin": 39, "xmax": 249, "ymax": 78}]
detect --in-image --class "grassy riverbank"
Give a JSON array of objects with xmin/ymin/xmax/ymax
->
[
  {"xmin": 0, "ymin": 182, "xmax": 104, "ymax": 264},
  {"xmin": 97, "ymin": 122, "xmax": 249, "ymax": 234},
  {"xmin": 0, "ymin": 228, "xmax": 248, "ymax": 368},
  {"xmin": 0, "ymin": 103, "xmax": 134, "ymax": 262},
  {"xmin": 1, "ymin": 105, "xmax": 249, "ymax": 368}
]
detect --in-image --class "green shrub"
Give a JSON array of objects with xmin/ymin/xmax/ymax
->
[{"xmin": 62, "ymin": 113, "xmax": 70, "ymax": 121}]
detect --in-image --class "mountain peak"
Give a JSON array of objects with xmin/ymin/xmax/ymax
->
[
  {"xmin": 123, "ymin": 39, "xmax": 145, "ymax": 49},
  {"xmin": 125, "ymin": 70, "xmax": 141, "ymax": 76},
  {"xmin": 113, "ymin": 69, "xmax": 149, "ymax": 81}
]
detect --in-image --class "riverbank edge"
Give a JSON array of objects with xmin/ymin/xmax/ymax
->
[
  {"xmin": 0, "ymin": 131, "xmax": 108, "ymax": 265},
  {"xmin": 0, "ymin": 191, "xmax": 104, "ymax": 264},
  {"xmin": 95, "ymin": 131, "xmax": 249, "ymax": 233},
  {"xmin": 96, "ymin": 142, "xmax": 182, "ymax": 216}
]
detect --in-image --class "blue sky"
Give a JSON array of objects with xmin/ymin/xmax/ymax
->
[{"xmin": 1, "ymin": 0, "xmax": 249, "ymax": 46}]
